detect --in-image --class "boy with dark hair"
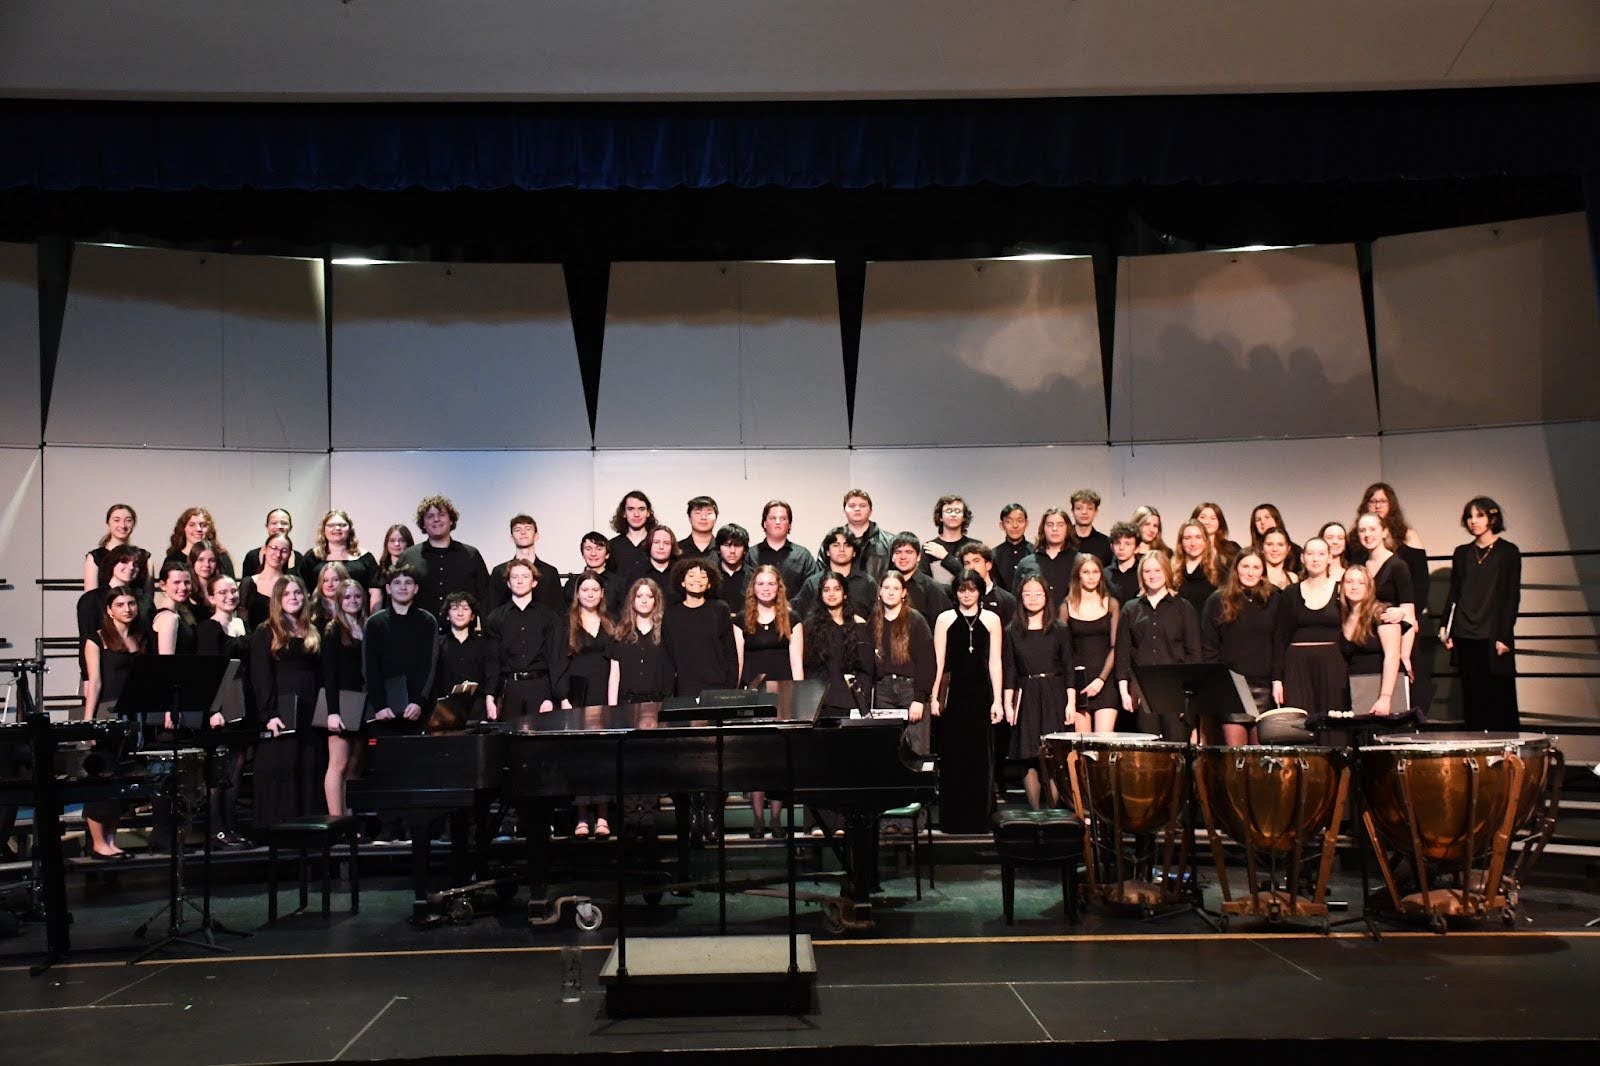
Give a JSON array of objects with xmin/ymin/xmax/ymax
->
[
  {"xmin": 488, "ymin": 514, "xmax": 562, "ymax": 613},
  {"xmin": 400, "ymin": 494, "xmax": 491, "ymax": 621}
]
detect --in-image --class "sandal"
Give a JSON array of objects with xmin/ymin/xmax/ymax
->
[
  {"xmin": 594, "ymin": 818, "xmax": 610, "ymax": 837},
  {"xmin": 574, "ymin": 821, "xmax": 590, "ymax": 837}
]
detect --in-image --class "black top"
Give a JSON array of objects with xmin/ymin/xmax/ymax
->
[
  {"xmin": 739, "ymin": 619, "xmax": 795, "ymax": 686},
  {"xmin": 153, "ymin": 605, "xmax": 199, "ymax": 654},
  {"xmin": 1074, "ymin": 528, "xmax": 1114, "ymax": 568},
  {"xmin": 754, "ymin": 540, "xmax": 819, "ymax": 606},
  {"xmin": 87, "ymin": 631, "xmax": 143, "ymax": 710},
  {"xmin": 1271, "ymin": 581, "xmax": 1343, "ymax": 680},
  {"xmin": 662, "ymin": 600, "xmax": 737, "ymax": 697},
  {"xmin": 363, "ymin": 607, "xmax": 440, "ymax": 712},
  {"xmin": 1340, "ymin": 626, "xmax": 1387, "ymax": 676},
  {"xmin": 1105, "ymin": 558, "xmax": 1141, "ymax": 607},
  {"xmin": 321, "ymin": 624, "xmax": 368, "ymax": 721},
  {"xmin": 1367, "ymin": 553, "xmax": 1416, "ymax": 611},
  {"xmin": 607, "ymin": 531, "xmax": 652, "ymax": 583},
  {"xmin": 920, "ymin": 535, "xmax": 975, "ymax": 586},
  {"xmin": 76, "ymin": 585, "xmax": 153, "ymax": 680},
  {"xmin": 715, "ymin": 564, "xmax": 754, "ymax": 616},
  {"xmin": 897, "ymin": 569, "xmax": 952, "ymax": 626},
  {"xmin": 436, "ymin": 629, "xmax": 499, "ymax": 705},
  {"xmin": 195, "ymin": 617, "xmax": 250, "ymax": 662},
  {"xmin": 300, "ymin": 551, "xmax": 383, "ymax": 593},
  {"xmin": 487, "ymin": 557, "xmax": 564, "ymax": 613},
  {"xmin": 1201, "ymin": 589, "xmax": 1277, "ymax": 683},
  {"xmin": 1116, "ymin": 594, "xmax": 1201, "ymax": 683},
  {"xmin": 1028, "ymin": 546, "xmax": 1076, "ymax": 615},
  {"xmin": 399, "ymin": 539, "xmax": 492, "ymax": 621},
  {"xmin": 850, "ymin": 523, "xmax": 894, "ymax": 584},
  {"xmin": 1174, "ymin": 562, "xmax": 1218, "ymax": 615},
  {"xmin": 1004, "ymin": 623, "xmax": 1075, "ymax": 691},
  {"xmin": 563, "ymin": 569, "xmax": 629, "ymax": 617},
  {"xmin": 874, "ymin": 609, "xmax": 936, "ymax": 704},
  {"xmin": 87, "ymin": 544, "xmax": 154, "ymax": 595},
  {"xmin": 249, "ymin": 628, "xmax": 320, "ymax": 727},
  {"xmin": 1399, "ymin": 544, "xmax": 1431, "ymax": 616},
  {"xmin": 242, "ymin": 545, "xmax": 299, "ymax": 579},
  {"xmin": 607, "ymin": 635, "xmax": 674, "ymax": 702},
  {"xmin": 793, "ymin": 568, "xmax": 879, "ymax": 620},
  {"xmin": 565, "ymin": 624, "xmax": 614, "ymax": 707},
  {"xmin": 993, "ymin": 538, "xmax": 1035, "ymax": 593},
  {"xmin": 240, "ymin": 573, "xmax": 283, "ymax": 632},
  {"xmin": 980, "ymin": 584, "xmax": 1017, "ymax": 629},
  {"xmin": 676, "ymin": 534, "xmax": 718, "ymax": 562},
  {"xmin": 1066, "ymin": 605, "xmax": 1118, "ymax": 688},
  {"xmin": 482, "ymin": 598, "xmax": 568, "ymax": 698},
  {"xmin": 802, "ymin": 615, "xmax": 876, "ymax": 712},
  {"xmin": 1444, "ymin": 539, "xmax": 1521, "ymax": 645},
  {"xmin": 163, "ymin": 549, "xmax": 236, "ymax": 580}
]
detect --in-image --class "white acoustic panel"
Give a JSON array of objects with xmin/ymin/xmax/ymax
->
[
  {"xmin": 1110, "ymin": 245, "xmax": 1376, "ymax": 443},
  {"xmin": 330, "ymin": 450, "xmax": 594, "ymax": 576},
  {"xmin": 848, "ymin": 446, "xmax": 1114, "ymax": 547},
  {"xmin": 332, "ymin": 262, "xmax": 588, "ymax": 449},
  {"xmin": 596, "ymin": 263, "xmax": 847, "ymax": 448},
  {"xmin": 41, "ymin": 446, "xmax": 331, "ymax": 587},
  {"xmin": 593, "ymin": 449, "xmax": 853, "ymax": 562},
  {"xmin": 51, "ymin": 246, "xmax": 226, "ymax": 447},
  {"xmin": 0, "ymin": 449, "xmax": 43, "ymax": 657},
  {"xmin": 1111, "ymin": 435, "xmax": 1383, "ymax": 550},
  {"xmin": 0, "ymin": 244, "xmax": 39, "ymax": 447},
  {"xmin": 219, "ymin": 254, "xmax": 327, "ymax": 450},
  {"xmin": 855, "ymin": 259, "xmax": 1105, "ymax": 447},
  {"xmin": 1373, "ymin": 213, "xmax": 1600, "ymax": 431}
]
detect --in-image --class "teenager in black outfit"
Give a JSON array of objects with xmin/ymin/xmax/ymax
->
[
  {"xmin": 714, "ymin": 524, "xmax": 755, "ymax": 615},
  {"xmin": 197, "ymin": 574, "xmax": 250, "ymax": 847},
  {"xmin": 992, "ymin": 503, "xmax": 1035, "ymax": 592},
  {"xmin": 564, "ymin": 572, "xmax": 616, "ymax": 836},
  {"xmin": 1443, "ymin": 496, "xmax": 1522, "ymax": 731},
  {"xmin": 1104, "ymin": 522, "xmax": 1143, "ymax": 605},
  {"xmin": 76, "ymin": 546, "xmax": 151, "ymax": 689},
  {"xmin": 364, "ymin": 565, "xmax": 439, "ymax": 731},
  {"xmin": 930, "ymin": 570, "xmax": 1004, "ymax": 833},
  {"xmin": 241, "ymin": 508, "xmax": 297, "ymax": 578},
  {"xmin": 1069, "ymin": 489, "xmax": 1114, "ymax": 567},
  {"xmin": 871, "ymin": 572, "xmax": 937, "ymax": 755},
  {"xmin": 564, "ymin": 532, "xmax": 628, "ymax": 615},
  {"xmin": 679, "ymin": 496, "xmax": 720, "ymax": 561},
  {"xmin": 843, "ymin": 489, "xmax": 893, "ymax": 583},
  {"xmin": 82, "ymin": 587, "xmax": 147, "ymax": 857},
  {"xmin": 1355, "ymin": 511, "xmax": 1418, "ymax": 683},
  {"xmin": 400, "ymin": 494, "xmax": 492, "ymax": 622},
  {"xmin": 151, "ymin": 561, "xmax": 198, "ymax": 656},
  {"xmin": 794, "ymin": 527, "xmax": 879, "ymax": 619},
  {"xmin": 1172, "ymin": 520, "xmax": 1222, "ymax": 615},
  {"xmin": 436, "ymin": 592, "xmax": 496, "ymax": 721},
  {"xmin": 797, "ymin": 572, "xmax": 877, "ymax": 717},
  {"xmin": 1030, "ymin": 508, "xmax": 1077, "ymax": 617},
  {"xmin": 1201, "ymin": 550, "xmax": 1278, "ymax": 745},
  {"xmin": 960, "ymin": 543, "xmax": 1018, "ymax": 628},
  {"xmin": 1249, "ymin": 503, "xmax": 1300, "ymax": 574},
  {"xmin": 1117, "ymin": 552, "xmax": 1201, "ymax": 740},
  {"xmin": 1191, "ymin": 501, "xmax": 1242, "ymax": 568},
  {"xmin": 607, "ymin": 490, "xmax": 657, "ymax": 581},
  {"xmin": 1339, "ymin": 567, "xmax": 1404, "ymax": 717},
  {"xmin": 487, "ymin": 514, "xmax": 563, "ymax": 613},
  {"xmin": 922, "ymin": 494, "xmax": 976, "ymax": 587},
  {"xmin": 1065, "ymin": 553, "xmax": 1121, "ymax": 734},
  {"xmin": 242, "ymin": 534, "xmax": 293, "ymax": 631},
  {"xmin": 607, "ymin": 578, "xmax": 674, "ymax": 705},
  {"xmin": 301, "ymin": 509, "xmax": 383, "ymax": 613},
  {"xmin": 754, "ymin": 500, "xmax": 818, "ymax": 606},
  {"xmin": 84, "ymin": 502, "xmax": 151, "ymax": 593},
  {"xmin": 741, "ymin": 565, "xmax": 803, "ymax": 837},
  {"xmin": 1271, "ymin": 538, "xmax": 1344, "ymax": 726},
  {"xmin": 165, "ymin": 507, "xmax": 235, "ymax": 578},
  {"xmin": 1003, "ymin": 575, "xmax": 1075, "ymax": 810},
  {"xmin": 251, "ymin": 576, "xmax": 325, "ymax": 830},
  {"xmin": 483, "ymin": 558, "xmax": 566, "ymax": 728},
  {"xmin": 321, "ymin": 579, "xmax": 370, "ymax": 817},
  {"xmin": 889, "ymin": 532, "xmax": 951, "ymax": 623},
  {"xmin": 636, "ymin": 526, "xmax": 682, "ymax": 592}
]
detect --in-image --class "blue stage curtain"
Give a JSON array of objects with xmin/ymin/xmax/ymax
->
[{"xmin": 2, "ymin": 86, "xmax": 1596, "ymax": 193}]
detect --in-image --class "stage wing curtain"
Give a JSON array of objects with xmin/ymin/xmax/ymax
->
[{"xmin": 2, "ymin": 86, "xmax": 1597, "ymax": 193}]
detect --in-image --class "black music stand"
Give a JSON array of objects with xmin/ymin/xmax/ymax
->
[{"xmin": 113, "ymin": 654, "xmax": 242, "ymax": 962}]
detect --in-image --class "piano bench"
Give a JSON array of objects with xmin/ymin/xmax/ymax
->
[
  {"xmin": 879, "ymin": 802, "xmax": 935, "ymax": 899},
  {"xmin": 264, "ymin": 815, "xmax": 360, "ymax": 922},
  {"xmin": 991, "ymin": 809, "xmax": 1083, "ymax": 926}
]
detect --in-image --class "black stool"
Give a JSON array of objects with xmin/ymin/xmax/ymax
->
[
  {"xmin": 265, "ymin": 815, "xmax": 360, "ymax": 921},
  {"xmin": 992, "ymin": 809, "xmax": 1082, "ymax": 925}
]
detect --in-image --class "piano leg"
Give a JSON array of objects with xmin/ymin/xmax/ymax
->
[
  {"xmin": 405, "ymin": 812, "xmax": 435, "ymax": 924},
  {"xmin": 449, "ymin": 810, "xmax": 470, "ymax": 886},
  {"xmin": 524, "ymin": 799, "xmax": 554, "ymax": 908},
  {"xmin": 671, "ymin": 792, "xmax": 693, "ymax": 885},
  {"xmin": 842, "ymin": 810, "xmax": 880, "ymax": 925}
]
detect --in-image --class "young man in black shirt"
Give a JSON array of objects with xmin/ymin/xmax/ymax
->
[
  {"xmin": 842, "ymin": 488, "xmax": 893, "ymax": 583},
  {"xmin": 795, "ymin": 527, "xmax": 879, "ymax": 618},
  {"xmin": 714, "ymin": 523, "xmax": 754, "ymax": 614},
  {"xmin": 399, "ymin": 494, "xmax": 492, "ymax": 622},
  {"xmin": 1105, "ymin": 522, "xmax": 1143, "ymax": 605},
  {"xmin": 922, "ymin": 494, "xmax": 976, "ymax": 586},
  {"xmin": 564, "ymin": 531, "xmax": 627, "ymax": 615},
  {"xmin": 993, "ymin": 503, "xmax": 1035, "ymax": 593},
  {"xmin": 483, "ymin": 558, "xmax": 566, "ymax": 728},
  {"xmin": 1070, "ymin": 489, "xmax": 1114, "ymax": 567},
  {"xmin": 890, "ymin": 532, "xmax": 952, "ymax": 623},
  {"xmin": 678, "ymin": 496, "xmax": 719, "ymax": 560},
  {"xmin": 959, "ymin": 543, "xmax": 1017, "ymax": 628},
  {"xmin": 488, "ymin": 513, "xmax": 563, "ymax": 613},
  {"xmin": 754, "ymin": 499, "xmax": 818, "ymax": 606},
  {"xmin": 364, "ymin": 564, "xmax": 439, "ymax": 731},
  {"xmin": 606, "ymin": 490, "xmax": 656, "ymax": 581}
]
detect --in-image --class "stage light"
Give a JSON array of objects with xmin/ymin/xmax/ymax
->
[
  {"xmin": 329, "ymin": 257, "xmax": 400, "ymax": 266},
  {"xmin": 985, "ymin": 253, "xmax": 1087, "ymax": 261}
]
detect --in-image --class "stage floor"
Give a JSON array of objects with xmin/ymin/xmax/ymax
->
[{"xmin": 3, "ymin": 861, "xmax": 1599, "ymax": 1063}]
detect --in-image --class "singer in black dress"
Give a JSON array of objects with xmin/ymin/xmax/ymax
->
[
  {"xmin": 738, "ymin": 566, "xmax": 799, "ymax": 686},
  {"xmin": 564, "ymin": 573, "xmax": 615, "ymax": 709},
  {"xmin": 871, "ymin": 572, "xmax": 937, "ymax": 756},
  {"xmin": 250, "ymin": 576, "xmax": 326, "ymax": 830},
  {"xmin": 1004, "ymin": 575, "xmax": 1074, "ymax": 809},
  {"xmin": 1064, "ymin": 553, "xmax": 1121, "ymax": 734},
  {"xmin": 931, "ymin": 570, "xmax": 1004, "ymax": 833},
  {"xmin": 1271, "ymin": 539, "xmax": 1344, "ymax": 722},
  {"xmin": 797, "ymin": 572, "xmax": 876, "ymax": 715},
  {"xmin": 1201, "ymin": 550, "xmax": 1278, "ymax": 745}
]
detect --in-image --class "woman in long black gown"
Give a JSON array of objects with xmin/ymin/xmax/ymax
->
[
  {"xmin": 1004, "ymin": 575, "xmax": 1074, "ymax": 810},
  {"xmin": 82, "ymin": 587, "xmax": 147, "ymax": 858},
  {"xmin": 931, "ymin": 569, "xmax": 1004, "ymax": 833},
  {"xmin": 564, "ymin": 572, "xmax": 615, "ymax": 836},
  {"xmin": 871, "ymin": 571, "xmax": 936, "ymax": 754},
  {"xmin": 250, "ymin": 575, "xmax": 325, "ymax": 831},
  {"xmin": 196, "ymin": 574, "xmax": 250, "ymax": 847}
]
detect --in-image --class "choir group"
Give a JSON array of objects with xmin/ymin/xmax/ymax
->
[{"xmin": 67, "ymin": 482, "xmax": 1522, "ymax": 855}]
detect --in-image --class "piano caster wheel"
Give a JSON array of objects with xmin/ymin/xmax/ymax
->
[
  {"xmin": 448, "ymin": 898, "xmax": 475, "ymax": 924},
  {"xmin": 574, "ymin": 901, "xmax": 603, "ymax": 932},
  {"xmin": 643, "ymin": 892, "xmax": 664, "ymax": 908}
]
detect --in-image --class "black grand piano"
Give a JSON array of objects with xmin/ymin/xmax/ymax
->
[{"xmin": 348, "ymin": 680, "xmax": 936, "ymax": 928}]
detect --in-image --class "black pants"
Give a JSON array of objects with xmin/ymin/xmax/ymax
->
[
  {"xmin": 500, "ymin": 676, "xmax": 553, "ymax": 729},
  {"xmin": 1455, "ymin": 638, "xmax": 1519, "ymax": 731}
]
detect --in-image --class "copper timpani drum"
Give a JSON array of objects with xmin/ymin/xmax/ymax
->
[
  {"xmin": 1193, "ymin": 745, "xmax": 1349, "ymax": 930},
  {"xmin": 1358, "ymin": 739, "xmax": 1525, "ymax": 929},
  {"xmin": 1058, "ymin": 735, "xmax": 1191, "ymax": 913},
  {"xmin": 1038, "ymin": 732, "xmax": 1156, "ymax": 810},
  {"xmin": 1375, "ymin": 731, "xmax": 1562, "ymax": 899}
]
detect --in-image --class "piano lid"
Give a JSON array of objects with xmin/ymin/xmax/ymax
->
[{"xmin": 510, "ymin": 679, "xmax": 827, "ymax": 737}]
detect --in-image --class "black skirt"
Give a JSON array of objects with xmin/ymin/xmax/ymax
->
[{"xmin": 1281, "ymin": 644, "xmax": 1348, "ymax": 716}]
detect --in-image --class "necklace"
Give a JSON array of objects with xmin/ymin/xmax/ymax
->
[
  {"xmin": 961, "ymin": 612, "xmax": 980, "ymax": 654},
  {"xmin": 1475, "ymin": 540, "xmax": 1496, "ymax": 565}
]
